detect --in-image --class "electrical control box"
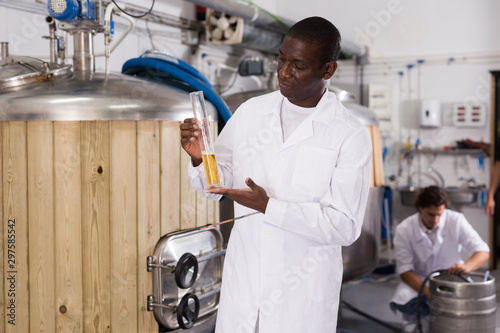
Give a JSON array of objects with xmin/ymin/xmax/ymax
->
[
  {"xmin": 420, "ymin": 99, "xmax": 442, "ymax": 128},
  {"xmin": 368, "ymin": 83, "xmax": 398, "ymax": 132},
  {"xmin": 453, "ymin": 103, "xmax": 486, "ymax": 127}
]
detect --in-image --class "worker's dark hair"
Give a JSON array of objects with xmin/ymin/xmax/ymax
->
[
  {"xmin": 414, "ymin": 186, "xmax": 450, "ymax": 210},
  {"xmin": 286, "ymin": 16, "xmax": 341, "ymax": 64}
]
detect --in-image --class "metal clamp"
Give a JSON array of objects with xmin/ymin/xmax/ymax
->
[
  {"xmin": 148, "ymin": 287, "xmax": 221, "ymax": 330},
  {"xmin": 147, "ymin": 249, "xmax": 226, "ymax": 289},
  {"xmin": 147, "ymin": 288, "xmax": 221, "ymax": 311},
  {"xmin": 147, "ymin": 293, "xmax": 201, "ymax": 329},
  {"xmin": 147, "ymin": 249, "xmax": 226, "ymax": 272}
]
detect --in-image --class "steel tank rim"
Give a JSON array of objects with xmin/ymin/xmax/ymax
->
[
  {"xmin": 0, "ymin": 71, "xmax": 217, "ymax": 122},
  {"xmin": 429, "ymin": 271, "xmax": 496, "ymax": 287},
  {"xmin": 429, "ymin": 271, "xmax": 496, "ymax": 302}
]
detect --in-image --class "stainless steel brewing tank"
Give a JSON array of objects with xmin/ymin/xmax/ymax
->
[{"xmin": 223, "ymin": 88, "xmax": 383, "ymax": 282}]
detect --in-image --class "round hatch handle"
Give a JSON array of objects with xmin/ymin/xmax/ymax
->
[
  {"xmin": 177, "ymin": 293, "xmax": 200, "ymax": 329},
  {"xmin": 175, "ymin": 253, "xmax": 199, "ymax": 289}
]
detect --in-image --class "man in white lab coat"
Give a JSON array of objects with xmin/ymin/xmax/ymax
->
[
  {"xmin": 180, "ymin": 17, "xmax": 372, "ymax": 332},
  {"xmin": 390, "ymin": 186, "xmax": 490, "ymax": 315}
]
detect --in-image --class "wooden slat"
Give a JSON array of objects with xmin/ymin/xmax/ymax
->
[
  {"xmin": 196, "ymin": 193, "xmax": 208, "ymax": 228},
  {"xmin": 0, "ymin": 124, "xmax": 3, "ymax": 330},
  {"xmin": 110, "ymin": 121, "xmax": 138, "ymax": 332},
  {"xmin": 207, "ymin": 195, "xmax": 217, "ymax": 227},
  {"xmin": 27, "ymin": 122, "xmax": 56, "ymax": 332},
  {"xmin": 214, "ymin": 200, "xmax": 220, "ymax": 229},
  {"xmin": 371, "ymin": 125, "xmax": 385, "ymax": 186},
  {"xmin": 180, "ymin": 148, "xmax": 197, "ymax": 230},
  {"xmin": 3, "ymin": 122, "xmax": 29, "ymax": 332},
  {"xmin": 136, "ymin": 122, "xmax": 159, "ymax": 332},
  {"xmin": 160, "ymin": 122, "xmax": 181, "ymax": 234},
  {"xmin": 81, "ymin": 121, "xmax": 111, "ymax": 333},
  {"xmin": 54, "ymin": 122, "xmax": 83, "ymax": 331},
  {"xmin": 367, "ymin": 126, "xmax": 375, "ymax": 189}
]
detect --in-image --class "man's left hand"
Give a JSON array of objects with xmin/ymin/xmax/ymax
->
[
  {"xmin": 448, "ymin": 263, "xmax": 470, "ymax": 275},
  {"xmin": 209, "ymin": 178, "xmax": 269, "ymax": 213}
]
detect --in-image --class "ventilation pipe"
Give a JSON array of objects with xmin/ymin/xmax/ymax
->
[
  {"xmin": 45, "ymin": 15, "xmax": 58, "ymax": 63},
  {"xmin": 186, "ymin": 0, "xmax": 364, "ymax": 58},
  {"xmin": 184, "ymin": 0, "xmax": 293, "ymax": 33},
  {"xmin": 1, "ymin": 42, "xmax": 8, "ymax": 60}
]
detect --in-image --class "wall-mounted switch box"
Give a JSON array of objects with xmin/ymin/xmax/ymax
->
[{"xmin": 453, "ymin": 103, "xmax": 486, "ymax": 127}]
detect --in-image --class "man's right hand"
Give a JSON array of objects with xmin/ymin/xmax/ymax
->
[
  {"xmin": 485, "ymin": 195, "xmax": 495, "ymax": 217},
  {"xmin": 180, "ymin": 118, "xmax": 202, "ymax": 167}
]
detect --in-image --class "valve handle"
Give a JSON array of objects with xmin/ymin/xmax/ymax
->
[
  {"xmin": 177, "ymin": 293, "xmax": 200, "ymax": 329},
  {"xmin": 175, "ymin": 252, "xmax": 198, "ymax": 289}
]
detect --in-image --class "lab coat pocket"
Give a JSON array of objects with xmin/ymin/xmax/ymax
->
[
  {"xmin": 291, "ymin": 145, "xmax": 337, "ymax": 197},
  {"xmin": 305, "ymin": 244, "xmax": 341, "ymax": 332}
]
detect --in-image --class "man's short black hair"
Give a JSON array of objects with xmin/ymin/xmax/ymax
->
[
  {"xmin": 286, "ymin": 16, "xmax": 341, "ymax": 64},
  {"xmin": 414, "ymin": 186, "xmax": 450, "ymax": 210}
]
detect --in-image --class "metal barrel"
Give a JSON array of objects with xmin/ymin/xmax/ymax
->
[{"xmin": 429, "ymin": 272, "xmax": 496, "ymax": 333}]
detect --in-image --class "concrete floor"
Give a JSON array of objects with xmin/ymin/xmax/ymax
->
[{"xmin": 337, "ymin": 255, "xmax": 500, "ymax": 333}]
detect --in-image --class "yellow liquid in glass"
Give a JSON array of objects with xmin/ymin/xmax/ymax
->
[{"xmin": 202, "ymin": 154, "xmax": 220, "ymax": 186}]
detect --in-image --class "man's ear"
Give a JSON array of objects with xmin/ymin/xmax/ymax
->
[{"xmin": 323, "ymin": 61, "xmax": 337, "ymax": 80}]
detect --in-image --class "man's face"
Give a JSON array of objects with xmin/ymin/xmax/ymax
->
[
  {"xmin": 418, "ymin": 204, "xmax": 446, "ymax": 230},
  {"xmin": 277, "ymin": 36, "xmax": 336, "ymax": 108}
]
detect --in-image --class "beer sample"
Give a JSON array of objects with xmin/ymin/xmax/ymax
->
[
  {"xmin": 190, "ymin": 91, "xmax": 224, "ymax": 190},
  {"xmin": 202, "ymin": 154, "xmax": 220, "ymax": 186}
]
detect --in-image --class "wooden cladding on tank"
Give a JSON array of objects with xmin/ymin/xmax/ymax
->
[
  {"xmin": 0, "ymin": 121, "xmax": 219, "ymax": 333},
  {"xmin": 367, "ymin": 125, "xmax": 385, "ymax": 188}
]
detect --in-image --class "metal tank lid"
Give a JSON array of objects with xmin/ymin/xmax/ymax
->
[
  {"xmin": 0, "ymin": 56, "xmax": 72, "ymax": 90},
  {"xmin": 0, "ymin": 65, "xmax": 217, "ymax": 122}
]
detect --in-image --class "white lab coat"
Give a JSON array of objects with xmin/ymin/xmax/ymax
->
[
  {"xmin": 391, "ymin": 209, "xmax": 490, "ymax": 305},
  {"xmin": 188, "ymin": 90, "xmax": 372, "ymax": 333}
]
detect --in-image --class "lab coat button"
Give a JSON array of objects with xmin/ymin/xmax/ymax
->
[
  {"xmin": 267, "ymin": 190, "xmax": 274, "ymax": 198},
  {"xmin": 264, "ymin": 232, "xmax": 270, "ymax": 238},
  {"xmin": 276, "ymin": 152, "xmax": 283, "ymax": 159}
]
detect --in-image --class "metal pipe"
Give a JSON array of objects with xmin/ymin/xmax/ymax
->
[
  {"xmin": 183, "ymin": 0, "xmax": 293, "ymax": 33},
  {"xmin": 427, "ymin": 167, "xmax": 445, "ymax": 188},
  {"xmin": 45, "ymin": 15, "xmax": 58, "ymax": 63},
  {"xmin": 59, "ymin": 31, "xmax": 67, "ymax": 65},
  {"xmin": 1, "ymin": 42, "xmax": 8, "ymax": 59},
  {"xmin": 73, "ymin": 30, "xmax": 95, "ymax": 73}
]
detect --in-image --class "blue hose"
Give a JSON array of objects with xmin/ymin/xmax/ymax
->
[
  {"xmin": 122, "ymin": 54, "xmax": 232, "ymax": 123},
  {"xmin": 139, "ymin": 52, "xmax": 214, "ymax": 88},
  {"xmin": 336, "ymin": 329, "xmax": 361, "ymax": 333}
]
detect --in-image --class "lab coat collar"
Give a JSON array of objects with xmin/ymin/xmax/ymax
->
[
  {"xmin": 277, "ymin": 90, "xmax": 337, "ymax": 149},
  {"xmin": 415, "ymin": 210, "xmax": 447, "ymax": 245},
  {"xmin": 266, "ymin": 90, "xmax": 338, "ymax": 121}
]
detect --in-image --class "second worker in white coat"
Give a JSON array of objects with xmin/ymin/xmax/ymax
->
[{"xmin": 390, "ymin": 186, "xmax": 490, "ymax": 319}]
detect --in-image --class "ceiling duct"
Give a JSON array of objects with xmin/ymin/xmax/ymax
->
[
  {"xmin": 184, "ymin": 0, "xmax": 293, "ymax": 34},
  {"xmin": 187, "ymin": 0, "xmax": 364, "ymax": 58},
  {"xmin": 185, "ymin": 0, "xmax": 290, "ymax": 54}
]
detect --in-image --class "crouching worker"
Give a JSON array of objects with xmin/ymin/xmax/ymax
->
[{"xmin": 390, "ymin": 186, "xmax": 490, "ymax": 321}]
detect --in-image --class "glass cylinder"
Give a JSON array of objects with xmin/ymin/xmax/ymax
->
[{"xmin": 190, "ymin": 91, "xmax": 224, "ymax": 190}]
